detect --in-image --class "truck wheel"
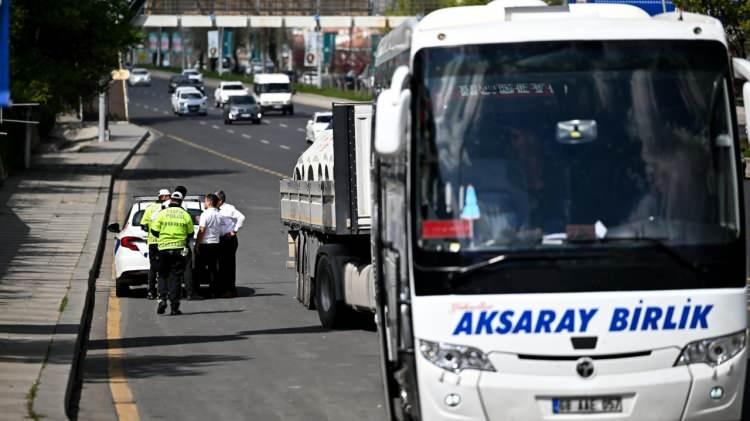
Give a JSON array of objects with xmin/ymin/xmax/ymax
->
[
  {"xmin": 115, "ymin": 279, "xmax": 129, "ymax": 297},
  {"xmin": 315, "ymin": 255, "xmax": 347, "ymax": 329}
]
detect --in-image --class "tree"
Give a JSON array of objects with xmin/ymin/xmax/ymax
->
[
  {"xmin": 10, "ymin": 0, "xmax": 140, "ymax": 122},
  {"xmin": 673, "ymin": 0, "xmax": 750, "ymax": 57}
]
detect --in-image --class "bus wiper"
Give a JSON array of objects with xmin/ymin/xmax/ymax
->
[
  {"xmin": 417, "ymin": 252, "xmax": 574, "ymax": 277},
  {"xmin": 573, "ymin": 237, "xmax": 704, "ymax": 274}
]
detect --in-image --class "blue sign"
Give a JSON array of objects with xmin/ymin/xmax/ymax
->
[
  {"xmin": 0, "ymin": 0, "xmax": 10, "ymax": 107},
  {"xmin": 569, "ymin": 0, "xmax": 675, "ymax": 16},
  {"xmin": 222, "ymin": 29, "xmax": 233, "ymax": 58}
]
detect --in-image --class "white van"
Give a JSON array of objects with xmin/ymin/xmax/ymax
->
[{"xmin": 253, "ymin": 73, "xmax": 294, "ymax": 115}]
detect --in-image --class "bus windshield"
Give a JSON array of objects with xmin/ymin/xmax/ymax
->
[{"xmin": 412, "ymin": 40, "xmax": 744, "ymax": 294}]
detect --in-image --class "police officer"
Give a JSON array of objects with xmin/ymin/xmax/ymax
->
[
  {"xmin": 216, "ymin": 190, "xmax": 245, "ymax": 298},
  {"xmin": 140, "ymin": 188, "xmax": 171, "ymax": 300},
  {"xmin": 151, "ymin": 191, "xmax": 194, "ymax": 315}
]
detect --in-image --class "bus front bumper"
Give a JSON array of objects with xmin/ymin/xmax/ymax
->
[{"xmin": 416, "ymin": 347, "xmax": 747, "ymax": 421}]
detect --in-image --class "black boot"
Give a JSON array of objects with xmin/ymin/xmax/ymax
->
[
  {"xmin": 170, "ymin": 302, "xmax": 182, "ymax": 315},
  {"xmin": 157, "ymin": 300, "xmax": 167, "ymax": 315}
]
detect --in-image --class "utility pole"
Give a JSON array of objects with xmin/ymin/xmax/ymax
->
[{"xmin": 315, "ymin": 0, "xmax": 322, "ymax": 88}]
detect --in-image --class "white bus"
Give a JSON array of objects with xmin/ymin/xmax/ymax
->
[{"xmin": 371, "ymin": 1, "xmax": 750, "ymax": 419}]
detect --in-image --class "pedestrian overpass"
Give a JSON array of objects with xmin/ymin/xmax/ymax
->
[{"xmin": 132, "ymin": 0, "xmax": 421, "ymax": 28}]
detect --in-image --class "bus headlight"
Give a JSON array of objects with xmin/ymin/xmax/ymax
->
[
  {"xmin": 419, "ymin": 339, "xmax": 495, "ymax": 373},
  {"xmin": 675, "ymin": 330, "xmax": 745, "ymax": 367}
]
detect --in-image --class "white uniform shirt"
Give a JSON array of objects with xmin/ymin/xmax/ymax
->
[
  {"xmin": 198, "ymin": 208, "xmax": 222, "ymax": 244},
  {"xmin": 218, "ymin": 202, "xmax": 246, "ymax": 235}
]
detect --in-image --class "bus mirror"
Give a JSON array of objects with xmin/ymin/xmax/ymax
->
[
  {"xmin": 744, "ymin": 82, "xmax": 750, "ymax": 141},
  {"xmin": 375, "ymin": 66, "xmax": 411, "ymax": 156},
  {"xmin": 374, "ymin": 88, "xmax": 411, "ymax": 156}
]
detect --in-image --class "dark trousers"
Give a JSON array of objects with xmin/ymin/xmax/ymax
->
[
  {"xmin": 158, "ymin": 249, "xmax": 185, "ymax": 304},
  {"xmin": 147, "ymin": 244, "xmax": 160, "ymax": 294},
  {"xmin": 218, "ymin": 235, "xmax": 238, "ymax": 293},
  {"xmin": 199, "ymin": 243, "xmax": 221, "ymax": 295}
]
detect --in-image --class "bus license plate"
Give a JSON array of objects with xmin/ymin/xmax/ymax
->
[{"xmin": 553, "ymin": 397, "xmax": 622, "ymax": 414}]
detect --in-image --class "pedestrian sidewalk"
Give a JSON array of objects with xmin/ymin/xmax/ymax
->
[
  {"xmin": 149, "ymin": 68, "xmax": 352, "ymax": 109},
  {"xmin": 0, "ymin": 122, "xmax": 148, "ymax": 420}
]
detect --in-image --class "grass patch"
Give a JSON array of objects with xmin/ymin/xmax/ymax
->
[
  {"xmin": 26, "ymin": 379, "xmax": 43, "ymax": 420},
  {"xmin": 58, "ymin": 294, "xmax": 68, "ymax": 313},
  {"xmin": 293, "ymin": 84, "xmax": 373, "ymax": 102}
]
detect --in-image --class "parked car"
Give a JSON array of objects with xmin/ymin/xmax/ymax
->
[
  {"xmin": 171, "ymin": 87, "xmax": 208, "ymax": 116},
  {"xmin": 223, "ymin": 95, "xmax": 262, "ymax": 125},
  {"xmin": 181, "ymin": 69, "xmax": 203, "ymax": 82},
  {"xmin": 214, "ymin": 81, "xmax": 248, "ymax": 108},
  {"xmin": 107, "ymin": 196, "xmax": 204, "ymax": 297},
  {"xmin": 128, "ymin": 68, "xmax": 151, "ymax": 86},
  {"xmin": 301, "ymin": 71, "xmax": 320, "ymax": 86},
  {"xmin": 305, "ymin": 111, "xmax": 332, "ymax": 143}
]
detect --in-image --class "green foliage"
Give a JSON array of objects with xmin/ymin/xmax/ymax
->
[
  {"xmin": 10, "ymin": 0, "xmax": 141, "ymax": 114},
  {"xmin": 293, "ymin": 84, "xmax": 373, "ymax": 102},
  {"xmin": 673, "ymin": 0, "xmax": 750, "ymax": 57}
]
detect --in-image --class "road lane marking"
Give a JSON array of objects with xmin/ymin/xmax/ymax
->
[
  {"xmin": 153, "ymin": 108, "xmax": 160, "ymax": 112},
  {"xmin": 262, "ymin": 120, "xmax": 270, "ymax": 125},
  {"xmin": 242, "ymin": 134, "xmax": 251, "ymax": 139},
  {"xmin": 260, "ymin": 139, "xmax": 270, "ymax": 144},
  {"xmin": 279, "ymin": 123, "xmax": 288, "ymax": 128},
  {"xmin": 280, "ymin": 145, "xmax": 290, "ymax": 150},
  {"xmin": 296, "ymin": 128, "xmax": 304, "ymax": 133},
  {"xmin": 162, "ymin": 111, "xmax": 169, "ymax": 115},
  {"xmin": 108, "ymin": 178, "xmax": 141, "ymax": 421},
  {"xmin": 199, "ymin": 121, "xmax": 206, "ymax": 125},
  {"xmin": 211, "ymin": 125, "xmax": 220, "ymax": 130},
  {"xmin": 226, "ymin": 129, "xmax": 235, "ymax": 134},
  {"xmin": 143, "ymin": 105, "xmax": 150, "ymax": 110},
  {"xmin": 164, "ymin": 133, "xmax": 286, "ymax": 178}
]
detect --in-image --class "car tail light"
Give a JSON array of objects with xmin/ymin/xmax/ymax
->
[{"xmin": 120, "ymin": 236, "xmax": 143, "ymax": 251}]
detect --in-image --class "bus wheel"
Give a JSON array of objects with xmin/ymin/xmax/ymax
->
[{"xmin": 315, "ymin": 255, "xmax": 346, "ymax": 329}]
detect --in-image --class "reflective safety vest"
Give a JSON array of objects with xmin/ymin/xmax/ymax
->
[
  {"xmin": 140, "ymin": 202, "xmax": 163, "ymax": 245},
  {"xmin": 152, "ymin": 205, "xmax": 194, "ymax": 251}
]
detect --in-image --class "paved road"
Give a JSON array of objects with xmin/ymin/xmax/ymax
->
[{"xmin": 92, "ymin": 79, "xmax": 385, "ymax": 420}]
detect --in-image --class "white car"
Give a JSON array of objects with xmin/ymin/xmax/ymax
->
[
  {"xmin": 107, "ymin": 196, "xmax": 204, "ymax": 297},
  {"xmin": 214, "ymin": 81, "xmax": 249, "ymax": 108},
  {"xmin": 305, "ymin": 111, "xmax": 332, "ymax": 143},
  {"xmin": 171, "ymin": 87, "xmax": 207, "ymax": 116},
  {"xmin": 128, "ymin": 68, "xmax": 151, "ymax": 86},
  {"xmin": 182, "ymin": 69, "xmax": 203, "ymax": 82}
]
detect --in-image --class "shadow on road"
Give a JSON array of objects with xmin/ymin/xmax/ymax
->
[
  {"xmin": 86, "ymin": 354, "xmax": 250, "ymax": 379},
  {"xmin": 118, "ymin": 168, "xmax": 239, "ymax": 181}
]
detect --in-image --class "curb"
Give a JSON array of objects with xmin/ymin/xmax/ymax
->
[{"xmin": 32, "ymin": 128, "xmax": 150, "ymax": 420}]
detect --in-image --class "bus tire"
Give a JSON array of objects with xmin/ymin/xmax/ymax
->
[{"xmin": 315, "ymin": 255, "xmax": 347, "ymax": 329}]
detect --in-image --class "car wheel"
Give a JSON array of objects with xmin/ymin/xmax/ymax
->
[
  {"xmin": 289, "ymin": 107, "xmax": 294, "ymax": 116},
  {"xmin": 115, "ymin": 279, "xmax": 129, "ymax": 297},
  {"xmin": 253, "ymin": 119, "xmax": 261, "ymax": 125},
  {"xmin": 226, "ymin": 119, "xmax": 232, "ymax": 125},
  {"xmin": 315, "ymin": 255, "xmax": 351, "ymax": 329}
]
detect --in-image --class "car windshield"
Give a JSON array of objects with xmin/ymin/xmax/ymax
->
[
  {"xmin": 223, "ymin": 84, "xmax": 244, "ymax": 90},
  {"xmin": 181, "ymin": 93, "xmax": 202, "ymax": 99},
  {"xmin": 187, "ymin": 208, "xmax": 202, "ymax": 225},
  {"xmin": 315, "ymin": 115, "xmax": 332, "ymax": 124},
  {"xmin": 230, "ymin": 96, "xmax": 256, "ymax": 105},
  {"xmin": 184, "ymin": 70, "xmax": 198, "ymax": 75},
  {"xmin": 132, "ymin": 70, "xmax": 147, "ymax": 75},
  {"xmin": 256, "ymin": 83, "xmax": 290, "ymax": 93},
  {"xmin": 412, "ymin": 40, "xmax": 743, "ymax": 294}
]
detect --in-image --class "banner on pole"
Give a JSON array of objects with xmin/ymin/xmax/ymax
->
[
  {"xmin": 304, "ymin": 31, "xmax": 322, "ymax": 67},
  {"xmin": 207, "ymin": 30, "xmax": 219, "ymax": 58},
  {"xmin": 172, "ymin": 32, "xmax": 183, "ymax": 53},
  {"xmin": 160, "ymin": 32, "xmax": 170, "ymax": 53},
  {"xmin": 148, "ymin": 32, "xmax": 158, "ymax": 53},
  {"xmin": 0, "ymin": 0, "xmax": 11, "ymax": 107}
]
